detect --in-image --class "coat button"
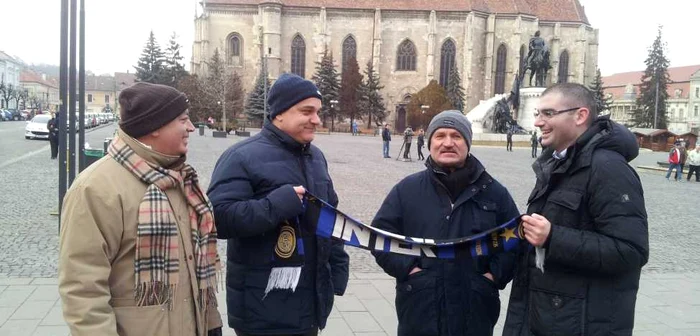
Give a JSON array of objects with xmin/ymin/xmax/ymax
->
[
  {"xmin": 472, "ymin": 188, "xmax": 477, "ymax": 192},
  {"xmin": 446, "ymin": 216, "xmax": 450, "ymax": 220},
  {"xmin": 406, "ymin": 285, "xmax": 413, "ymax": 292},
  {"xmin": 552, "ymin": 296, "xmax": 562, "ymax": 308},
  {"xmin": 482, "ymin": 185, "xmax": 487, "ymax": 189},
  {"xmin": 483, "ymin": 206, "xmax": 488, "ymax": 210}
]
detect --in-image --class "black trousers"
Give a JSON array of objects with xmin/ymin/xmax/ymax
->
[
  {"xmin": 403, "ymin": 143, "xmax": 412, "ymax": 158},
  {"xmin": 235, "ymin": 330, "xmax": 318, "ymax": 336},
  {"xmin": 687, "ymin": 165, "xmax": 700, "ymax": 181},
  {"xmin": 417, "ymin": 145, "xmax": 424, "ymax": 160},
  {"xmin": 531, "ymin": 145, "xmax": 538, "ymax": 158},
  {"xmin": 49, "ymin": 136, "xmax": 59, "ymax": 159},
  {"xmin": 506, "ymin": 139, "xmax": 513, "ymax": 151}
]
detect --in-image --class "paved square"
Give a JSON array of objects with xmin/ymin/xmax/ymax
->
[{"xmin": 0, "ymin": 121, "xmax": 699, "ymax": 335}]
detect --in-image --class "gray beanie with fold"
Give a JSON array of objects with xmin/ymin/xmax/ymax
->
[{"xmin": 426, "ymin": 110, "xmax": 473, "ymax": 150}]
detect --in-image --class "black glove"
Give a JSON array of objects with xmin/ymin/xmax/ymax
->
[{"xmin": 208, "ymin": 327, "xmax": 222, "ymax": 336}]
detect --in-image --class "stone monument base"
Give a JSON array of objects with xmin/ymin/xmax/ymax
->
[{"xmin": 517, "ymin": 87, "xmax": 546, "ymax": 132}]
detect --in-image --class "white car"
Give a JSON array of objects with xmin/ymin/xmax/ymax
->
[{"xmin": 25, "ymin": 115, "xmax": 52, "ymax": 140}]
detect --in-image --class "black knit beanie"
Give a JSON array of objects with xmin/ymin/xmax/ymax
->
[
  {"xmin": 118, "ymin": 82, "xmax": 189, "ymax": 138},
  {"xmin": 267, "ymin": 73, "xmax": 323, "ymax": 120}
]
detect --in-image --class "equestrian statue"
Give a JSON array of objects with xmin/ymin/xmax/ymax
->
[{"xmin": 522, "ymin": 31, "xmax": 551, "ymax": 87}]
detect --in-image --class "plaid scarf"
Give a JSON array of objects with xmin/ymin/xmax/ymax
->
[{"xmin": 108, "ymin": 135, "xmax": 220, "ymax": 310}]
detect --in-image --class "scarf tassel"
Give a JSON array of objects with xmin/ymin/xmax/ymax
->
[
  {"xmin": 264, "ymin": 267, "xmax": 302, "ymax": 298},
  {"xmin": 135, "ymin": 282, "xmax": 176, "ymax": 309}
]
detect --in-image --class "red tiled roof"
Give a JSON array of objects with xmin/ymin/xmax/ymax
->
[
  {"xmin": 205, "ymin": 0, "xmax": 588, "ymax": 23},
  {"xmin": 20, "ymin": 70, "xmax": 58, "ymax": 89},
  {"xmin": 602, "ymin": 65, "xmax": 700, "ymax": 100}
]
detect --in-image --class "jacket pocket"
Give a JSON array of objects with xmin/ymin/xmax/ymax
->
[
  {"xmin": 528, "ymin": 270, "xmax": 588, "ymax": 336},
  {"xmin": 395, "ymin": 271, "xmax": 438, "ymax": 336},
  {"xmin": 467, "ymin": 273, "xmax": 501, "ymax": 332},
  {"xmin": 544, "ymin": 189, "xmax": 583, "ymax": 228},
  {"xmin": 113, "ymin": 304, "xmax": 170, "ymax": 336}
]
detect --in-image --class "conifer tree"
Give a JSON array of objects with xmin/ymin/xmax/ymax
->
[
  {"xmin": 311, "ymin": 50, "xmax": 340, "ymax": 129},
  {"xmin": 589, "ymin": 68, "xmax": 612, "ymax": 115},
  {"xmin": 358, "ymin": 61, "xmax": 387, "ymax": 128},
  {"xmin": 633, "ymin": 26, "xmax": 670, "ymax": 129},
  {"xmin": 134, "ymin": 31, "xmax": 166, "ymax": 84},
  {"xmin": 446, "ymin": 66, "xmax": 466, "ymax": 112},
  {"xmin": 163, "ymin": 32, "xmax": 188, "ymax": 87},
  {"xmin": 244, "ymin": 65, "xmax": 271, "ymax": 124}
]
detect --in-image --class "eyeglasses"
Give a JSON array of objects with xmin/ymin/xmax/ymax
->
[{"xmin": 533, "ymin": 107, "xmax": 582, "ymax": 119}]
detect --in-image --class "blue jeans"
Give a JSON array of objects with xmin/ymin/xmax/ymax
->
[
  {"xmin": 666, "ymin": 163, "xmax": 682, "ymax": 180},
  {"xmin": 383, "ymin": 141, "xmax": 390, "ymax": 157}
]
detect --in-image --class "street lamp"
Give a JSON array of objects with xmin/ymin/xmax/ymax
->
[{"xmin": 329, "ymin": 99, "xmax": 338, "ymax": 133}]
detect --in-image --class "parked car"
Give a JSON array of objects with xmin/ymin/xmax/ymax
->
[
  {"xmin": 7, "ymin": 109, "xmax": 25, "ymax": 121},
  {"xmin": 25, "ymin": 114, "xmax": 52, "ymax": 140},
  {"xmin": 1, "ymin": 110, "xmax": 12, "ymax": 121}
]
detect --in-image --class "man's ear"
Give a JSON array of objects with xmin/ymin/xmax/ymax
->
[{"xmin": 576, "ymin": 108, "xmax": 590, "ymax": 126}]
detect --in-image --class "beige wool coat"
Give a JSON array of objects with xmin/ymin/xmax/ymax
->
[{"xmin": 58, "ymin": 130, "xmax": 222, "ymax": 336}]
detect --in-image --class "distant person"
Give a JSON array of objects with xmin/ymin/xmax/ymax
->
[
  {"xmin": 47, "ymin": 113, "xmax": 59, "ymax": 159},
  {"xmin": 667, "ymin": 142, "xmax": 683, "ymax": 181},
  {"xmin": 530, "ymin": 131, "xmax": 538, "ymax": 158},
  {"xmin": 687, "ymin": 144, "xmax": 700, "ymax": 182},
  {"xmin": 506, "ymin": 127, "xmax": 514, "ymax": 152},
  {"xmin": 416, "ymin": 128, "xmax": 425, "ymax": 160},
  {"xmin": 679, "ymin": 140, "xmax": 688, "ymax": 180},
  {"xmin": 382, "ymin": 123, "xmax": 392, "ymax": 158},
  {"xmin": 403, "ymin": 127, "xmax": 414, "ymax": 160},
  {"xmin": 352, "ymin": 120, "xmax": 358, "ymax": 136}
]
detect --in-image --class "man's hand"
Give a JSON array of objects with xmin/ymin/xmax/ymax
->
[
  {"xmin": 409, "ymin": 267, "xmax": 422, "ymax": 275},
  {"xmin": 522, "ymin": 213, "xmax": 551, "ymax": 247},
  {"xmin": 293, "ymin": 186, "xmax": 306, "ymax": 202}
]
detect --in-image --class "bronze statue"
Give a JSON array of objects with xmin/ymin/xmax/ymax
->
[{"xmin": 523, "ymin": 31, "xmax": 551, "ymax": 87}]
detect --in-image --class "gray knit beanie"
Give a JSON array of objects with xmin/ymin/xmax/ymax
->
[{"xmin": 426, "ymin": 110, "xmax": 473, "ymax": 150}]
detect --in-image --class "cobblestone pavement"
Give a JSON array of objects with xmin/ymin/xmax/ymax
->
[{"xmin": 1, "ymin": 124, "xmax": 699, "ymax": 277}]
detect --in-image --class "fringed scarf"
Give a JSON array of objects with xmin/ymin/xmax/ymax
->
[{"xmin": 108, "ymin": 136, "xmax": 221, "ymax": 310}]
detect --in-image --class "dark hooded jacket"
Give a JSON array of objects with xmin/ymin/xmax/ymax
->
[
  {"xmin": 372, "ymin": 155, "xmax": 520, "ymax": 336},
  {"xmin": 503, "ymin": 116, "xmax": 649, "ymax": 336},
  {"xmin": 207, "ymin": 123, "xmax": 350, "ymax": 335}
]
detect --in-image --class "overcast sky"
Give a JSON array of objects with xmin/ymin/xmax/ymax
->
[{"xmin": 0, "ymin": 0, "xmax": 696, "ymax": 76}]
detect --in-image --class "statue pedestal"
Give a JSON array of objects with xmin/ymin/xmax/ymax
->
[{"xmin": 517, "ymin": 87, "xmax": 546, "ymax": 132}]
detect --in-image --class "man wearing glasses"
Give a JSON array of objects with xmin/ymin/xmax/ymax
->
[{"xmin": 503, "ymin": 83, "xmax": 649, "ymax": 336}]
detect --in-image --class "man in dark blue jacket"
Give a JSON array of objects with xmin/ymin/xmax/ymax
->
[
  {"xmin": 208, "ymin": 73, "xmax": 350, "ymax": 336},
  {"xmin": 382, "ymin": 123, "xmax": 392, "ymax": 158},
  {"xmin": 372, "ymin": 110, "xmax": 520, "ymax": 336},
  {"xmin": 503, "ymin": 83, "xmax": 648, "ymax": 336}
]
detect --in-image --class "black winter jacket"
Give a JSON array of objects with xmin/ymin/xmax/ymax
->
[
  {"xmin": 372, "ymin": 156, "xmax": 520, "ymax": 336},
  {"xmin": 503, "ymin": 116, "xmax": 649, "ymax": 336},
  {"xmin": 207, "ymin": 123, "xmax": 350, "ymax": 334},
  {"xmin": 382, "ymin": 128, "xmax": 392, "ymax": 141}
]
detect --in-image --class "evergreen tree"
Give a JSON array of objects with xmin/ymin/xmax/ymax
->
[
  {"xmin": 633, "ymin": 26, "xmax": 670, "ymax": 129},
  {"xmin": 406, "ymin": 80, "xmax": 453, "ymax": 130},
  {"xmin": 358, "ymin": 61, "xmax": 387, "ymax": 128},
  {"xmin": 163, "ymin": 32, "xmax": 188, "ymax": 87},
  {"xmin": 312, "ymin": 49, "xmax": 340, "ymax": 130},
  {"xmin": 244, "ymin": 65, "xmax": 271, "ymax": 124},
  {"xmin": 339, "ymin": 57, "xmax": 363, "ymax": 128},
  {"xmin": 589, "ymin": 68, "xmax": 612, "ymax": 115},
  {"xmin": 446, "ymin": 66, "xmax": 466, "ymax": 112},
  {"xmin": 134, "ymin": 31, "xmax": 166, "ymax": 84}
]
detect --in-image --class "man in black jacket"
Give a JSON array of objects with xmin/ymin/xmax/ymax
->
[
  {"xmin": 382, "ymin": 123, "xmax": 392, "ymax": 158},
  {"xmin": 503, "ymin": 83, "xmax": 649, "ymax": 336},
  {"xmin": 208, "ymin": 73, "xmax": 350, "ymax": 336},
  {"xmin": 47, "ymin": 113, "xmax": 59, "ymax": 159},
  {"xmin": 372, "ymin": 110, "xmax": 520, "ymax": 336}
]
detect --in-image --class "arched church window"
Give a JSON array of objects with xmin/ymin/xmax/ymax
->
[
  {"xmin": 439, "ymin": 39, "xmax": 456, "ymax": 87},
  {"xmin": 227, "ymin": 33, "xmax": 242, "ymax": 66},
  {"xmin": 494, "ymin": 44, "xmax": 507, "ymax": 94},
  {"xmin": 291, "ymin": 34, "xmax": 306, "ymax": 77},
  {"xmin": 558, "ymin": 50, "xmax": 569, "ymax": 83},
  {"xmin": 396, "ymin": 40, "xmax": 417, "ymax": 71},
  {"xmin": 342, "ymin": 36, "xmax": 357, "ymax": 73}
]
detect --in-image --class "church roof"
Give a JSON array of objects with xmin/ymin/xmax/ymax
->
[
  {"xmin": 603, "ymin": 65, "xmax": 700, "ymax": 101},
  {"xmin": 205, "ymin": 0, "xmax": 589, "ymax": 23}
]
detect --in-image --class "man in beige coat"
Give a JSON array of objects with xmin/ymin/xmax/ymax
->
[{"xmin": 58, "ymin": 82, "xmax": 223, "ymax": 336}]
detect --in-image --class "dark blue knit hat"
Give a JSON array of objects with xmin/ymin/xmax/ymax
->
[{"xmin": 267, "ymin": 73, "xmax": 323, "ymax": 119}]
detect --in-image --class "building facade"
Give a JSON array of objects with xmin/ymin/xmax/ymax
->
[
  {"xmin": 20, "ymin": 70, "xmax": 59, "ymax": 112},
  {"xmin": 604, "ymin": 65, "xmax": 700, "ymax": 134},
  {"xmin": 191, "ymin": 0, "xmax": 599, "ymax": 129},
  {"xmin": 84, "ymin": 72, "xmax": 136, "ymax": 113},
  {"xmin": 0, "ymin": 51, "xmax": 23, "ymax": 110}
]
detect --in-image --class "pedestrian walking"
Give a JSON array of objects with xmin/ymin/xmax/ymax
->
[
  {"xmin": 416, "ymin": 128, "xmax": 425, "ymax": 160},
  {"xmin": 667, "ymin": 143, "xmax": 683, "ymax": 181},
  {"xmin": 506, "ymin": 127, "xmax": 513, "ymax": 151},
  {"xmin": 530, "ymin": 131, "xmax": 538, "ymax": 158},
  {"xmin": 687, "ymin": 144, "xmax": 700, "ymax": 182},
  {"xmin": 679, "ymin": 141, "xmax": 688, "ymax": 180},
  {"xmin": 47, "ymin": 113, "xmax": 59, "ymax": 159},
  {"xmin": 352, "ymin": 120, "xmax": 358, "ymax": 136}
]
